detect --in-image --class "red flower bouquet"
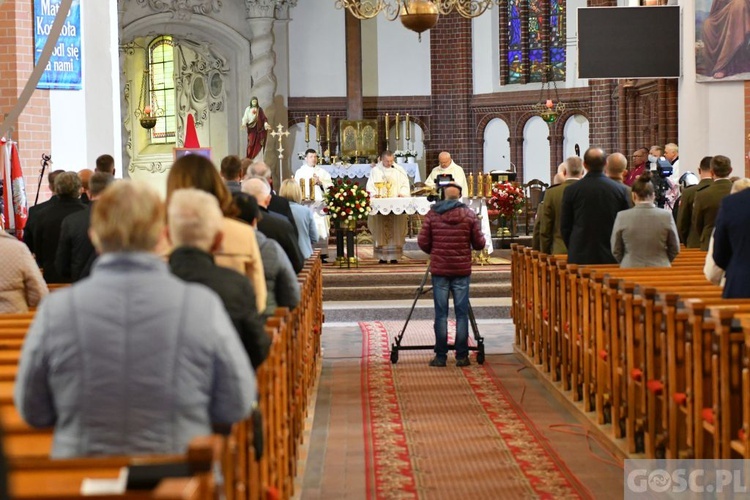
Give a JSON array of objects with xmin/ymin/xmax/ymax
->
[
  {"xmin": 487, "ymin": 181, "xmax": 525, "ymax": 218},
  {"xmin": 323, "ymin": 178, "xmax": 372, "ymax": 223}
]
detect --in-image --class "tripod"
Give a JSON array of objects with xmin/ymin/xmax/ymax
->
[{"xmin": 389, "ymin": 265, "xmax": 485, "ymax": 364}]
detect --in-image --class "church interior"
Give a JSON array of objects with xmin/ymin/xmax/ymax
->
[{"xmin": 2, "ymin": 0, "xmax": 750, "ymax": 498}]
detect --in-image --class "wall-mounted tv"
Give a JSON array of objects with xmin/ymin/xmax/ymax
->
[{"xmin": 578, "ymin": 6, "xmax": 681, "ymax": 79}]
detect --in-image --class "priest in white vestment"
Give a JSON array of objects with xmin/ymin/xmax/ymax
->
[
  {"xmin": 294, "ymin": 149, "xmax": 334, "ymax": 200},
  {"xmin": 425, "ymin": 151, "xmax": 469, "ymax": 196},
  {"xmin": 365, "ymin": 151, "xmax": 411, "ymax": 264},
  {"xmin": 294, "ymin": 149, "xmax": 333, "ymax": 262}
]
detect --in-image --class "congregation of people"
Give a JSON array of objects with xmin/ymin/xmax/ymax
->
[
  {"xmin": 1, "ymin": 150, "xmax": 333, "ymax": 460},
  {"xmin": 533, "ymin": 143, "xmax": 750, "ymax": 299}
]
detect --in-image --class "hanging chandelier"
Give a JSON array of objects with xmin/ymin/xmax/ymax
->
[
  {"xmin": 335, "ymin": 0, "xmax": 500, "ymax": 36},
  {"xmin": 532, "ymin": 65, "xmax": 565, "ymax": 124}
]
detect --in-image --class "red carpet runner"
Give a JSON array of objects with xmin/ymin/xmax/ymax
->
[{"xmin": 360, "ymin": 321, "xmax": 590, "ymax": 499}]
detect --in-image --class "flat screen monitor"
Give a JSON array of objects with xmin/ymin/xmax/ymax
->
[{"xmin": 577, "ymin": 6, "xmax": 681, "ymax": 79}]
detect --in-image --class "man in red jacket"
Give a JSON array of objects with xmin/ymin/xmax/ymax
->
[{"xmin": 418, "ymin": 183, "xmax": 486, "ymax": 367}]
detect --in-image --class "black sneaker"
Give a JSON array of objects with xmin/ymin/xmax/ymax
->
[
  {"xmin": 378, "ymin": 259, "xmax": 387, "ymax": 264},
  {"xmin": 456, "ymin": 357, "xmax": 471, "ymax": 367},
  {"xmin": 389, "ymin": 259, "xmax": 398, "ymax": 264},
  {"xmin": 429, "ymin": 357, "xmax": 447, "ymax": 367}
]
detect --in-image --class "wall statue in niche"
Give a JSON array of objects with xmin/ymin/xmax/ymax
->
[{"xmin": 173, "ymin": 37, "xmax": 229, "ymax": 144}]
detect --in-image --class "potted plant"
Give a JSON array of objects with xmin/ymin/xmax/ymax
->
[
  {"xmin": 393, "ymin": 150, "xmax": 406, "ymax": 164},
  {"xmin": 404, "ymin": 149, "xmax": 418, "ymax": 164}
]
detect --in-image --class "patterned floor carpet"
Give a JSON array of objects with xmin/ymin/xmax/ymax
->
[{"xmin": 360, "ymin": 321, "xmax": 591, "ymax": 499}]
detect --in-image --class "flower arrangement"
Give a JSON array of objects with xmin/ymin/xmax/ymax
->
[
  {"xmin": 487, "ymin": 181, "xmax": 525, "ymax": 218},
  {"xmin": 403, "ymin": 149, "xmax": 418, "ymax": 158},
  {"xmin": 323, "ymin": 178, "xmax": 372, "ymax": 223}
]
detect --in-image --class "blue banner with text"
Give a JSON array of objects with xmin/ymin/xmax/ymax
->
[{"xmin": 34, "ymin": 0, "xmax": 82, "ymax": 90}]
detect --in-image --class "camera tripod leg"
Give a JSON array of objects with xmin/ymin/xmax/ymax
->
[
  {"xmin": 391, "ymin": 266, "xmax": 432, "ymax": 364},
  {"xmin": 468, "ymin": 301, "xmax": 485, "ymax": 364}
]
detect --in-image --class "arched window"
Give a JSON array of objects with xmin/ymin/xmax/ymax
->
[
  {"xmin": 506, "ymin": 0, "xmax": 565, "ymax": 84},
  {"xmin": 148, "ymin": 36, "xmax": 176, "ymax": 144}
]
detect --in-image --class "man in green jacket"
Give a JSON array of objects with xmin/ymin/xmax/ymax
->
[
  {"xmin": 539, "ymin": 156, "xmax": 583, "ymax": 255},
  {"xmin": 676, "ymin": 156, "xmax": 713, "ymax": 247}
]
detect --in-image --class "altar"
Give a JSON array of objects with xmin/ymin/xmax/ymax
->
[
  {"xmin": 369, "ymin": 197, "xmax": 493, "ymax": 254},
  {"xmin": 318, "ymin": 163, "xmax": 422, "ymax": 183}
]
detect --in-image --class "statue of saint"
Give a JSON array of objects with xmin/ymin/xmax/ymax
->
[{"xmin": 241, "ymin": 96, "xmax": 271, "ymax": 160}]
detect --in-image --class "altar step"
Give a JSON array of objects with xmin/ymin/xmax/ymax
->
[
  {"xmin": 323, "ymin": 297, "xmax": 512, "ymax": 323},
  {"xmin": 322, "ymin": 267, "xmax": 511, "ymax": 302}
]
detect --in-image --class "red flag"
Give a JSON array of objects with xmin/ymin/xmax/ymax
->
[
  {"xmin": 10, "ymin": 143, "xmax": 28, "ymax": 239},
  {"xmin": 183, "ymin": 113, "xmax": 200, "ymax": 148}
]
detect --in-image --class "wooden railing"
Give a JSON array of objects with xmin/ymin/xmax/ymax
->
[
  {"xmin": 511, "ymin": 244, "xmax": 750, "ymax": 460},
  {"xmin": 0, "ymin": 252, "xmax": 324, "ymax": 498}
]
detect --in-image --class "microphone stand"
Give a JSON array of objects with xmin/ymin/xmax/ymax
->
[{"xmin": 34, "ymin": 154, "xmax": 51, "ymax": 206}]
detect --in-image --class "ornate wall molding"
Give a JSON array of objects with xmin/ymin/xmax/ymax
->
[
  {"xmin": 244, "ymin": 0, "xmax": 297, "ymax": 19},
  {"xmin": 136, "ymin": 0, "xmax": 222, "ymax": 20},
  {"xmin": 173, "ymin": 37, "xmax": 230, "ymax": 135}
]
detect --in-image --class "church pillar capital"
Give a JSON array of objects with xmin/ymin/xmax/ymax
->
[{"xmin": 244, "ymin": 0, "xmax": 297, "ymax": 20}]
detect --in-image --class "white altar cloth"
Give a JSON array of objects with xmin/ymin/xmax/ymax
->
[
  {"xmin": 319, "ymin": 163, "xmax": 421, "ymax": 182},
  {"xmin": 370, "ymin": 197, "xmax": 494, "ymax": 254}
]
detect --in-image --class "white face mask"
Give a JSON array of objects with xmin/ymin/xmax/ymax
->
[{"xmin": 648, "ymin": 154, "xmax": 657, "ymax": 163}]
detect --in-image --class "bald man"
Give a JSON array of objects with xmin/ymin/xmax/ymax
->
[
  {"xmin": 424, "ymin": 152, "xmax": 468, "ymax": 196},
  {"xmin": 78, "ymin": 169, "xmax": 93, "ymax": 204}
]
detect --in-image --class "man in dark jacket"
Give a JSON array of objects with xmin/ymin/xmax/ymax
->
[
  {"xmin": 24, "ymin": 169, "xmax": 64, "ymax": 255},
  {"xmin": 167, "ymin": 188, "xmax": 270, "ymax": 369},
  {"xmin": 418, "ymin": 183, "xmax": 485, "ymax": 367},
  {"xmin": 560, "ymin": 147, "xmax": 630, "ymax": 265},
  {"xmin": 32, "ymin": 172, "xmax": 86, "ymax": 283},
  {"xmin": 55, "ymin": 172, "xmax": 114, "ymax": 282}
]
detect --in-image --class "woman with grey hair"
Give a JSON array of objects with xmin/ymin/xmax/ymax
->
[{"xmin": 15, "ymin": 180, "xmax": 255, "ymax": 458}]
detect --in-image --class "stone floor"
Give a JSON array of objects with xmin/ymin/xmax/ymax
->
[{"xmin": 296, "ymin": 320, "xmax": 625, "ymax": 500}]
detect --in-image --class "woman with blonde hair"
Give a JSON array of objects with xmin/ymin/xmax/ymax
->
[
  {"xmin": 279, "ymin": 179, "xmax": 318, "ymax": 259},
  {"xmin": 166, "ymin": 154, "xmax": 266, "ymax": 312}
]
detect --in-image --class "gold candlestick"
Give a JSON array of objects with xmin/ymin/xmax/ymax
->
[
  {"xmin": 405, "ymin": 113, "xmax": 410, "ymax": 141},
  {"xmin": 316, "ymin": 115, "xmax": 321, "ymax": 142},
  {"xmin": 300, "ymin": 177, "xmax": 307, "ymax": 200},
  {"xmin": 477, "ymin": 173, "xmax": 484, "ymax": 199},
  {"xmin": 384, "ymin": 113, "xmax": 389, "ymax": 141},
  {"xmin": 467, "ymin": 172, "xmax": 474, "ymax": 198},
  {"xmin": 305, "ymin": 115, "xmax": 310, "ymax": 143},
  {"xmin": 484, "ymin": 174, "xmax": 493, "ymax": 198},
  {"xmin": 395, "ymin": 113, "xmax": 400, "ymax": 141},
  {"xmin": 310, "ymin": 177, "xmax": 316, "ymax": 201},
  {"xmin": 326, "ymin": 114, "xmax": 331, "ymax": 142}
]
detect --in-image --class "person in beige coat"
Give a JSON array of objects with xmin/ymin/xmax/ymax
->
[
  {"xmin": 0, "ymin": 214, "xmax": 48, "ymax": 313},
  {"xmin": 166, "ymin": 155, "xmax": 267, "ymax": 313}
]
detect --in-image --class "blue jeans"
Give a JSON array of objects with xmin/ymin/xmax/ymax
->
[{"xmin": 432, "ymin": 274, "xmax": 470, "ymax": 360}]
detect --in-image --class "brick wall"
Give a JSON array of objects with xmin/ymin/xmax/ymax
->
[
  {"xmin": 0, "ymin": 0, "xmax": 52, "ymax": 207},
  {"xmin": 428, "ymin": 13, "xmax": 473, "ymax": 169}
]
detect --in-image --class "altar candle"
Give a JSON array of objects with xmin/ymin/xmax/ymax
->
[
  {"xmin": 300, "ymin": 177, "xmax": 307, "ymax": 200},
  {"xmin": 305, "ymin": 115, "xmax": 310, "ymax": 142},
  {"xmin": 316, "ymin": 115, "xmax": 321, "ymax": 142},
  {"xmin": 477, "ymin": 172, "xmax": 484, "ymax": 199},
  {"xmin": 405, "ymin": 113, "xmax": 410, "ymax": 141},
  {"xmin": 385, "ymin": 113, "xmax": 389, "ymax": 141},
  {"xmin": 395, "ymin": 113, "xmax": 400, "ymax": 141},
  {"xmin": 326, "ymin": 115, "xmax": 331, "ymax": 142},
  {"xmin": 468, "ymin": 172, "xmax": 474, "ymax": 198},
  {"xmin": 485, "ymin": 174, "xmax": 493, "ymax": 198},
  {"xmin": 309, "ymin": 177, "xmax": 316, "ymax": 201}
]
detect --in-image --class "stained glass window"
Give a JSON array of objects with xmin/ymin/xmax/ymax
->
[
  {"xmin": 148, "ymin": 36, "xmax": 176, "ymax": 144},
  {"xmin": 508, "ymin": 0, "xmax": 523, "ymax": 84},
  {"xmin": 505, "ymin": 0, "xmax": 566, "ymax": 85}
]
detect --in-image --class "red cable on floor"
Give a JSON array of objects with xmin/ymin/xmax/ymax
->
[{"xmin": 548, "ymin": 423, "xmax": 623, "ymax": 469}]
